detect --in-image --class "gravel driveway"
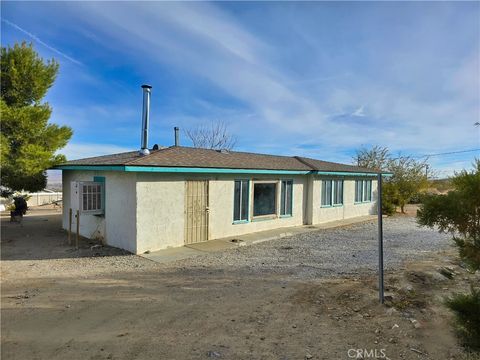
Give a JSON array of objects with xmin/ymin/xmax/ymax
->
[{"xmin": 176, "ymin": 216, "xmax": 453, "ymax": 279}]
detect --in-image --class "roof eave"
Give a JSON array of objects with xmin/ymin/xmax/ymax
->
[{"xmin": 52, "ymin": 164, "xmax": 385, "ymax": 176}]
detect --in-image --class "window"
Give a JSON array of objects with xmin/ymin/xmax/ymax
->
[
  {"xmin": 80, "ymin": 181, "xmax": 104, "ymax": 213},
  {"xmin": 280, "ymin": 180, "xmax": 293, "ymax": 216},
  {"xmin": 253, "ymin": 182, "xmax": 277, "ymax": 217},
  {"xmin": 321, "ymin": 180, "xmax": 332, "ymax": 206},
  {"xmin": 365, "ymin": 180, "xmax": 372, "ymax": 202},
  {"xmin": 355, "ymin": 180, "xmax": 363, "ymax": 202},
  {"xmin": 333, "ymin": 180, "xmax": 343, "ymax": 205},
  {"xmin": 233, "ymin": 180, "xmax": 249, "ymax": 222},
  {"xmin": 322, "ymin": 180, "xmax": 343, "ymax": 207},
  {"xmin": 355, "ymin": 180, "xmax": 372, "ymax": 203}
]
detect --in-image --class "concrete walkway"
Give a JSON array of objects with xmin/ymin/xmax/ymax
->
[{"xmin": 140, "ymin": 215, "xmax": 377, "ymax": 264}]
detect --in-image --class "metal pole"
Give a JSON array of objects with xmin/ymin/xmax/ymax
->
[
  {"xmin": 76, "ymin": 210, "xmax": 80, "ymax": 249},
  {"xmin": 174, "ymin": 127, "xmax": 180, "ymax": 146},
  {"xmin": 68, "ymin": 208, "xmax": 72, "ymax": 245},
  {"xmin": 378, "ymin": 173, "xmax": 384, "ymax": 304}
]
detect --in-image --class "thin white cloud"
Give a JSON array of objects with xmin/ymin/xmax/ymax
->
[
  {"xmin": 1, "ymin": 18, "xmax": 83, "ymax": 66},
  {"xmin": 351, "ymin": 105, "xmax": 366, "ymax": 117}
]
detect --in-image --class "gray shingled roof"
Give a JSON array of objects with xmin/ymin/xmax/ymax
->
[{"xmin": 59, "ymin": 146, "xmax": 379, "ymax": 173}]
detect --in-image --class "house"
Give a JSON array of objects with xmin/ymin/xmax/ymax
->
[
  {"xmin": 54, "ymin": 85, "xmax": 384, "ymax": 254},
  {"xmin": 56, "ymin": 146, "xmax": 382, "ymax": 254}
]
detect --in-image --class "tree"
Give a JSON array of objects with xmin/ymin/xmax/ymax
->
[
  {"xmin": 417, "ymin": 159, "xmax": 480, "ymax": 271},
  {"xmin": 1, "ymin": 42, "xmax": 72, "ymax": 192},
  {"xmin": 353, "ymin": 145, "xmax": 390, "ymax": 171},
  {"xmin": 417, "ymin": 160, "xmax": 480, "ymax": 351},
  {"xmin": 354, "ymin": 146, "xmax": 428, "ymax": 213},
  {"xmin": 387, "ymin": 156, "xmax": 428, "ymax": 213},
  {"xmin": 185, "ymin": 121, "xmax": 236, "ymax": 150}
]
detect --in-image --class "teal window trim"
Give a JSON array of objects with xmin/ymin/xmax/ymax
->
[
  {"xmin": 251, "ymin": 216, "xmax": 276, "ymax": 222},
  {"xmin": 279, "ymin": 214, "xmax": 293, "ymax": 218},
  {"xmin": 320, "ymin": 204, "xmax": 333, "ymax": 208},
  {"xmin": 232, "ymin": 219, "xmax": 249, "ymax": 225}
]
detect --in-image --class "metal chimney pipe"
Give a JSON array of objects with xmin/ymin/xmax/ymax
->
[
  {"xmin": 139, "ymin": 84, "xmax": 152, "ymax": 156},
  {"xmin": 174, "ymin": 127, "xmax": 180, "ymax": 146}
]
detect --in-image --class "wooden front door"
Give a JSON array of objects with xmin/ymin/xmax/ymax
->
[{"xmin": 184, "ymin": 180, "xmax": 209, "ymax": 244}]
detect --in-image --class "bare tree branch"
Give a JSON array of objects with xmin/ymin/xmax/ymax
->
[{"xmin": 184, "ymin": 121, "xmax": 237, "ymax": 150}]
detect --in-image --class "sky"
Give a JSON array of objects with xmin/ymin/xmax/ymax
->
[{"xmin": 1, "ymin": 1, "xmax": 479, "ymax": 178}]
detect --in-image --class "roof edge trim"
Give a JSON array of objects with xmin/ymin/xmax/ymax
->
[{"xmin": 53, "ymin": 165, "xmax": 389, "ymax": 176}]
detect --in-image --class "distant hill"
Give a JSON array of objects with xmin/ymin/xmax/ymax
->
[{"xmin": 428, "ymin": 178, "xmax": 452, "ymax": 193}]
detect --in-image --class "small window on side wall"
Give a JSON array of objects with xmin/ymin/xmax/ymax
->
[
  {"xmin": 280, "ymin": 180, "xmax": 293, "ymax": 216},
  {"xmin": 233, "ymin": 180, "xmax": 249, "ymax": 222},
  {"xmin": 80, "ymin": 181, "xmax": 104, "ymax": 214}
]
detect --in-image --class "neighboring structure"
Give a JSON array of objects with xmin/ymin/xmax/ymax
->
[
  {"xmin": 54, "ymin": 84, "xmax": 385, "ymax": 254},
  {"xmin": 26, "ymin": 190, "xmax": 62, "ymax": 207},
  {"xmin": 55, "ymin": 146, "xmax": 381, "ymax": 254},
  {"xmin": 0, "ymin": 189, "xmax": 62, "ymax": 210}
]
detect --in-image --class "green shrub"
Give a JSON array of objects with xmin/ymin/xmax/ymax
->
[
  {"xmin": 445, "ymin": 287, "xmax": 480, "ymax": 351},
  {"xmin": 382, "ymin": 182, "xmax": 397, "ymax": 215}
]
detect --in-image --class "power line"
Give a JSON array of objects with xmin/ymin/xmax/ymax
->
[{"xmin": 414, "ymin": 148, "xmax": 480, "ymax": 159}]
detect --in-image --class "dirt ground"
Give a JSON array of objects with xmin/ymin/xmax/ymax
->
[{"xmin": 1, "ymin": 207, "xmax": 479, "ymax": 360}]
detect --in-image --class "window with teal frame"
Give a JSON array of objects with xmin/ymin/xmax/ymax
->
[
  {"xmin": 322, "ymin": 179, "xmax": 343, "ymax": 207},
  {"xmin": 355, "ymin": 179, "xmax": 372, "ymax": 203},
  {"xmin": 280, "ymin": 180, "xmax": 293, "ymax": 216},
  {"xmin": 93, "ymin": 176, "xmax": 105, "ymax": 215},
  {"xmin": 233, "ymin": 180, "xmax": 249, "ymax": 222}
]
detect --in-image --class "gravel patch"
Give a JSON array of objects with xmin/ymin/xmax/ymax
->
[{"xmin": 173, "ymin": 216, "xmax": 453, "ymax": 279}]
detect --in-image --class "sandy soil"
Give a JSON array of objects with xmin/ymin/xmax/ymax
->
[{"xmin": 1, "ymin": 207, "xmax": 478, "ymax": 360}]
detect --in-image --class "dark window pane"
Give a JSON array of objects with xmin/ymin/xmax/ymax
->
[
  {"xmin": 280, "ymin": 181, "xmax": 286, "ymax": 215},
  {"xmin": 280, "ymin": 180, "xmax": 293, "ymax": 216},
  {"xmin": 233, "ymin": 181, "xmax": 241, "ymax": 221},
  {"xmin": 241, "ymin": 181, "xmax": 249, "ymax": 220},
  {"xmin": 253, "ymin": 183, "xmax": 276, "ymax": 216},
  {"xmin": 334, "ymin": 180, "xmax": 343, "ymax": 205},
  {"xmin": 355, "ymin": 180, "xmax": 363, "ymax": 202},
  {"xmin": 321, "ymin": 180, "xmax": 332, "ymax": 206},
  {"xmin": 286, "ymin": 181, "xmax": 293, "ymax": 215}
]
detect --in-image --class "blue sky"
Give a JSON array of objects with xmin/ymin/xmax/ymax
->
[{"xmin": 2, "ymin": 1, "xmax": 479, "ymax": 177}]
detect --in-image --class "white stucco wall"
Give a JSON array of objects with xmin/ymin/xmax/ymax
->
[
  {"xmin": 62, "ymin": 170, "xmax": 137, "ymax": 253},
  {"xmin": 135, "ymin": 173, "xmax": 185, "ymax": 253},
  {"xmin": 310, "ymin": 177, "xmax": 378, "ymax": 225}
]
